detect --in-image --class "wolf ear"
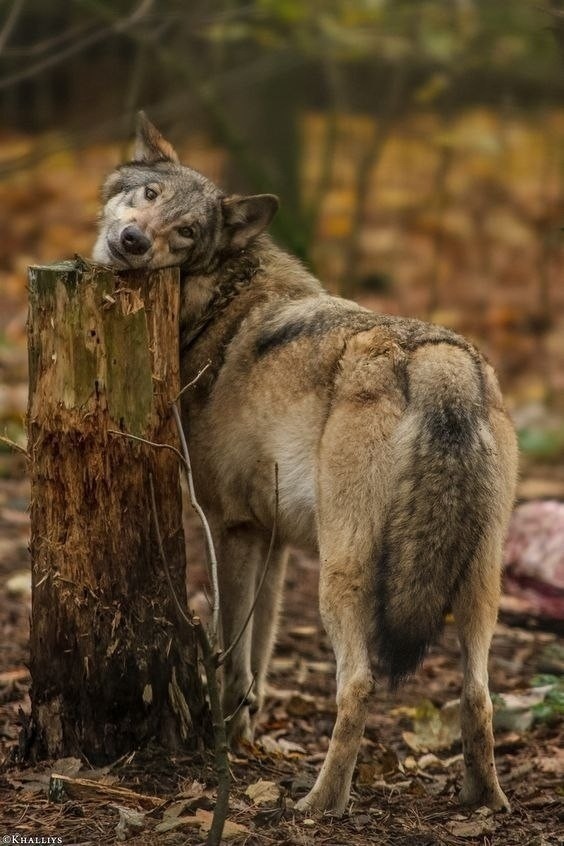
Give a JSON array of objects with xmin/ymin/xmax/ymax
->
[
  {"xmin": 134, "ymin": 111, "xmax": 179, "ymax": 164},
  {"xmin": 221, "ymin": 194, "xmax": 279, "ymax": 250}
]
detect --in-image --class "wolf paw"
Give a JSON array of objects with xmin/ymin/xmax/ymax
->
[
  {"xmin": 294, "ymin": 789, "xmax": 346, "ymax": 817},
  {"xmin": 459, "ymin": 781, "xmax": 511, "ymax": 813}
]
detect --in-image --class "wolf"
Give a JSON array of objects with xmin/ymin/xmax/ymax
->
[{"xmin": 93, "ymin": 113, "xmax": 518, "ymax": 816}]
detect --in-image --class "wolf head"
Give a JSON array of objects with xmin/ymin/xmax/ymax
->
[{"xmin": 93, "ymin": 113, "xmax": 279, "ymax": 273}]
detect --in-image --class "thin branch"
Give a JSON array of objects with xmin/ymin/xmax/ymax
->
[
  {"xmin": 4, "ymin": 20, "xmax": 96, "ymax": 57},
  {"xmin": 0, "ymin": 0, "xmax": 152, "ymax": 92},
  {"xmin": 0, "ymin": 434, "xmax": 29, "ymax": 459},
  {"xmin": 223, "ymin": 674, "xmax": 256, "ymax": 725},
  {"xmin": 173, "ymin": 361, "xmax": 211, "ymax": 403},
  {"xmin": 219, "ymin": 464, "xmax": 279, "ymax": 667},
  {"xmin": 172, "ymin": 403, "xmax": 220, "ymax": 645},
  {"xmin": 0, "ymin": 24, "xmax": 109, "ymax": 91},
  {"xmin": 193, "ymin": 619, "xmax": 230, "ymax": 846},
  {"xmin": 149, "ymin": 474, "xmax": 193, "ymax": 632},
  {"xmin": 107, "ymin": 429, "xmax": 188, "ymax": 473},
  {"xmin": 0, "ymin": 0, "xmax": 26, "ymax": 57},
  {"xmin": 149, "ymin": 473, "xmax": 229, "ymax": 846}
]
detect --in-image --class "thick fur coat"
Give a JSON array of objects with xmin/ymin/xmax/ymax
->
[{"xmin": 93, "ymin": 114, "xmax": 518, "ymax": 815}]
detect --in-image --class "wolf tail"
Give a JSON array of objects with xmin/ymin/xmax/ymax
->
[{"xmin": 376, "ymin": 341, "xmax": 495, "ymax": 688}]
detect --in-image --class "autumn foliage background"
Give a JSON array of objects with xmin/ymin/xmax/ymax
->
[{"xmin": 1, "ymin": 0, "xmax": 564, "ymax": 465}]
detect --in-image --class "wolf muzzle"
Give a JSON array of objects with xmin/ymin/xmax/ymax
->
[{"xmin": 120, "ymin": 225, "xmax": 151, "ymax": 256}]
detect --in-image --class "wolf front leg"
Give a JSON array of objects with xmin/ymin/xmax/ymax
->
[
  {"xmin": 250, "ymin": 546, "xmax": 288, "ymax": 727},
  {"xmin": 295, "ymin": 561, "xmax": 375, "ymax": 815},
  {"xmin": 218, "ymin": 525, "xmax": 262, "ymax": 743},
  {"xmin": 218, "ymin": 525, "xmax": 285, "ymax": 743}
]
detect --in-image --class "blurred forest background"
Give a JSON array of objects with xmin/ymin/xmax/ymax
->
[{"xmin": 1, "ymin": 0, "xmax": 564, "ymax": 468}]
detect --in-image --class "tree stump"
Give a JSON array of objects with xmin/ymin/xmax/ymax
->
[{"xmin": 26, "ymin": 260, "xmax": 209, "ymax": 762}]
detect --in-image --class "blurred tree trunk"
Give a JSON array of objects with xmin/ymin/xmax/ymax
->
[{"xmin": 26, "ymin": 260, "xmax": 209, "ymax": 763}]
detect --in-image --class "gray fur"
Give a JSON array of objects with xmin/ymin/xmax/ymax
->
[{"xmin": 94, "ymin": 115, "xmax": 518, "ymax": 817}]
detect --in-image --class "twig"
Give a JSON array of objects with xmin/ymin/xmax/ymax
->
[
  {"xmin": 0, "ymin": 0, "xmax": 151, "ymax": 92},
  {"xmin": 149, "ymin": 475, "xmax": 193, "ymax": 632},
  {"xmin": 173, "ymin": 360, "xmax": 211, "ymax": 403},
  {"xmin": 149, "ymin": 474, "xmax": 229, "ymax": 846},
  {"xmin": 107, "ymin": 429, "xmax": 187, "ymax": 472},
  {"xmin": 171, "ymin": 403, "xmax": 220, "ymax": 645},
  {"xmin": 194, "ymin": 620, "xmax": 230, "ymax": 846},
  {"xmin": 4, "ymin": 20, "xmax": 96, "ymax": 57},
  {"xmin": 224, "ymin": 674, "xmax": 256, "ymax": 725},
  {"xmin": 219, "ymin": 464, "xmax": 279, "ymax": 667},
  {"xmin": 0, "ymin": 0, "xmax": 26, "ymax": 57},
  {"xmin": 0, "ymin": 434, "xmax": 29, "ymax": 459}
]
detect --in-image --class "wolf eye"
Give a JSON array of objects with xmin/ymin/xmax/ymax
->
[
  {"xmin": 177, "ymin": 226, "xmax": 194, "ymax": 239},
  {"xmin": 145, "ymin": 186, "xmax": 158, "ymax": 201}
]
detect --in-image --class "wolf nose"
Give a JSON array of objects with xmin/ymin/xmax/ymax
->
[{"xmin": 120, "ymin": 225, "xmax": 151, "ymax": 256}]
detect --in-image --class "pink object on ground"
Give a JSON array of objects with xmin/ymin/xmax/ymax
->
[{"xmin": 503, "ymin": 500, "xmax": 564, "ymax": 620}]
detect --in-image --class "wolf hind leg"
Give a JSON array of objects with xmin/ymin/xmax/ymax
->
[
  {"xmin": 454, "ymin": 404, "xmax": 516, "ymax": 812},
  {"xmin": 295, "ymin": 560, "xmax": 375, "ymax": 815},
  {"xmin": 453, "ymin": 543, "xmax": 510, "ymax": 812},
  {"xmin": 295, "ymin": 360, "xmax": 400, "ymax": 814}
]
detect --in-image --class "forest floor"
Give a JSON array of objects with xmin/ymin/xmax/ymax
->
[{"xmin": 0, "ymin": 453, "xmax": 562, "ymax": 846}]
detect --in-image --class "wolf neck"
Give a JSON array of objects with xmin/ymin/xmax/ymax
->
[{"xmin": 179, "ymin": 235, "xmax": 321, "ymax": 370}]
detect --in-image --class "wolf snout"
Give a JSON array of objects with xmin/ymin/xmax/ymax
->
[{"xmin": 120, "ymin": 225, "xmax": 152, "ymax": 256}]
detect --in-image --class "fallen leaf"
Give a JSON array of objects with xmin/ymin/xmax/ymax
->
[
  {"xmin": 277, "ymin": 738, "xmax": 306, "ymax": 756},
  {"xmin": 5, "ymin": 571, "xmax": 31, "ymax": 596},
  {"xmin": 163, "ymin": 799, "xmax": 193, "ymax": 819},
  {"xmin": 417, "ymin": 753, "xmax": 442, "ymax": 771},
  {"xmin": 445, "ymin": 817, "xmax": 496, "ymax": 838},
  {"xmin": 112, "ymin": 805, "xmax": 145, "ymax": 841},
  {"xmin": 351, "ymin": 813, "xmax": 371, "ymax": 830},
  {"xmin": 375, "ymin": 745, "xmax": 401, "ymax": 776},
  {"xmin": 536, "ymin": 750, "xmax": 564, "ymax": 775},
  {"xmin": 0, "ymin": 668, "xmax": 29, "ymax": 684},
  {"xmin": 156, "ymin": 808, "xmax": 248, "ymax": 840},
  {"xmin": 425, "ymin": 775, "xmax": 448, "ymax": 796},
  {"xmin": 196, "ymin": 809, "xmax": 249, "ymax": 840},
  {"xmin": 305, "ymin": 659, "xmax": 334, "ymax": 674},
  {"xmin": 356, "ymin": 762, "xmax": 379, "ymax": 786},
  {"xmin": 286, "ymin": 694, "xmax": 318, "ymax": 718},
  {"xmin": 19, "ymin": 781, "xmax": 48, "ymax": 795},
  {"xmin": 257, "ymin": 735, "xmax": 282, "ymax": 756},
  {"xmin": 402, "ymin": 699, "xmax": 461, "ymax": 752},
  {"xmin": 245, "ymin": 779, "xmax": 280, "ymax": 805},
  {"xmin": 155, "ymin": 816, "xmax": 200, "ymax": 833},
  {"xmin": 475, "ymin": 806, "xmax": 494, "ymax": 817},
  {"xmin": 288, "ymin": 625, "xmax": 317, "ymax": 638},
  {"xmin": 51, "ymin": 757, "xmax": 82, "ymax": 778}
]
